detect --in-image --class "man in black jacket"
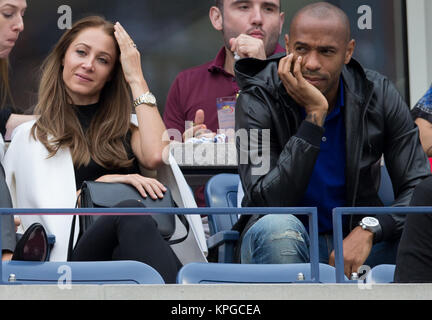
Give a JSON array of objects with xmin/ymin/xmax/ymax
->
[{"xmin": 234, "ymin": 2, "xmax": 430, "ymax": 278}]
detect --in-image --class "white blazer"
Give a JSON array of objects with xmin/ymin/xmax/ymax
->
[{"xmin": 2, "ymin": 120, "xmax": 76, "ymax": 261}]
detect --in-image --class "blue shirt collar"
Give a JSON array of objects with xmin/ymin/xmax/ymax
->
[
  {"xmin": 337, "ymin": 78, "xmax": 344, "ymax": 108},
  {"xmin": 326, "ymin": 78, "xmax": 344, "ymax": 121}
]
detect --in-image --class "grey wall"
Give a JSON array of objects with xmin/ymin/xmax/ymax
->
[{"xmin": 427, "ymin": 1, "xmax": 432, "ymax": 86}]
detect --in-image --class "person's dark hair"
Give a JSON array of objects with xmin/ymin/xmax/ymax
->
[{"xmin": 215, "ymin": 0, "xmax": 223, "ymax": 10}]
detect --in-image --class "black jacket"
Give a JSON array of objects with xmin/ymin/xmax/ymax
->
[{"xmin": 234, "ymin": 53, "xmax": 431, "ymax": 243}]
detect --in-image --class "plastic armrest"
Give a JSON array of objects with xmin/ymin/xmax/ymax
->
[{"xmin": 207, "ymin": 230, "xmax": 239, "ymax": 250}]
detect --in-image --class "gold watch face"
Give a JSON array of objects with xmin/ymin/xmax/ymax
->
[
  {"xmin": 148, "ymin": 94, "xmax": 156, "ymax": 104},
  {"xmin": 145, "ymin": 93, "xmax": 156, "ymax": 105}
]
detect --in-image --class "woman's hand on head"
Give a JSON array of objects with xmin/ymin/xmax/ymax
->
[
  {"xmin": 113, "ymin": 22, "xmax": 148, "ymax": 91},
  {"xmin": 95, "ymin": 174, "xmax": 167, "ymax": 200}
]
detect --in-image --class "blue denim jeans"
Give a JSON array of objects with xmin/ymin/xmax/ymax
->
[{"xmin": 241, "ymin": 214, "xmax": 399, "ymax": 267}]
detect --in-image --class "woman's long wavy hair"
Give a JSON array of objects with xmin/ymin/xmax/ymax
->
[
  {"xmin": 0, "ymin": 59, "xmax": 12, "ymax": 108},
  {"xmin": 32, "ymin": 16, "xmax": 134, "ymax": 169}
]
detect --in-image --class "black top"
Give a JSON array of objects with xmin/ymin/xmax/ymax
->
[
  {"xmin": 73, "ymin": 103, "xmax": 139, "ymax": 190},
  {"xmin": 0, "ymin": 107, "xmax": 12, "ymax": 138}
]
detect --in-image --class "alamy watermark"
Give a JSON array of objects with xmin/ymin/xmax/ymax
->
[
  {"xmin": 357, "ymin": 5, "xmax": 372, "ymax": 30},
  {"xmin": 55, "ymin": 4, "xmax": 373, "ymax": 30},
  {"xmin": 356, "ymin": 265, "xmax": 373, "ymax": 290},
  {"xmin": 57, "ymin": 5, "xmax": 72, "ymax": 30},
  {"xmin": 163, "ymin": 127, "xmax": 271, "ymax": 176},
  {"xmin": 57, "ymin": 265, "xmax": 72, "ymax": 290},
  {"xmin": 55, "ymin": 3, "xmax": 373, "ymax": 30}
]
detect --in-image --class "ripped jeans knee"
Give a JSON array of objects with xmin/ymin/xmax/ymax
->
[{"xmin": 241, "ymin": 214, "xmax": 310, "ymax": 264}]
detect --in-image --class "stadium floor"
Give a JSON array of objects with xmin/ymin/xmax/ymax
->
[{"xmin": 0, "ymin": 283, "xmax": 431, "ymax": 300}]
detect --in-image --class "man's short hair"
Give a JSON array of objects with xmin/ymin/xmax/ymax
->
[
  {"xmin": 291, "ymin": 2, "xmax": 351, "ymax": 42},
  {"xmin": 215, "ymin": 0, "xmax": 223, "ymax": 11}
]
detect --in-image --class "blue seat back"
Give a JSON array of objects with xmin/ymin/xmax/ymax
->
[
  {"xmin": 366, "ymin": 264, "xmax": 395, "ymax": 283},
  {"xmin": 177, "ymin": 262, "xmax": 337, "ymax": 284},
  {"xmin": 2, "ymin": 260, "xmax": 165, "ymax": 285},
  {"xmin": 378, "ymin": 164, "xmax": 394, "ymax": 206},
  {"xmin": 205, "ymin": 174, "xmax": 240, "ymax": 234}
]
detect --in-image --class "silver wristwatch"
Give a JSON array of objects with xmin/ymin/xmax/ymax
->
[
  {"xmin": 133, "ymin": 91, "xmax": 157, "ymax": 108},
  {"xmin": 359, "ymin": 217, "xmax": 381, "ymax": 243}
]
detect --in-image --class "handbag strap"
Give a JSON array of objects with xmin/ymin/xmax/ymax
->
[
  {"xmin": 167, "ymin": 214, "xmax": 190, "ymax": 245},
  {"xmin": 67, "ymin": 215, "xmax": 77, "ymax": 261},
  {"xmin": 67, "ymin": 194, "xmax": 83, "ymax": 261}
]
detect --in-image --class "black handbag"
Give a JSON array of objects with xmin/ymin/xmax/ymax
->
[
  {"xmin": 80, "ymin": 181, "xmax": 179, "ymax": 240},
  {"xmin": 68, "ymin": 181, "xmax": 189, "ymax": 259},
  {"xmin": 12, "ymin": 223, "xmax": 49, "ymax": 262}
]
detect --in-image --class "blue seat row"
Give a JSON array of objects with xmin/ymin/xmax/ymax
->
[
  {"xmin": 1, "ymin": 259, "xmax": 394, "ymax": 285},
  {"xmin": 203, "ymin": 169, "xmax": 399, "ymax": 284}
]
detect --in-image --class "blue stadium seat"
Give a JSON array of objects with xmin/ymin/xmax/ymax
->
[
  {"xmin": 205, "ymin": 173, "xmax": 240, "ymax": 232},
  {"xmin": 365, "ymin": 264, "xmax": 395, "ymax": 283},
  {"xmin": 204, "ymin": 174, "xmax": 240, "ymax": 263},
  {"xmin": 2, "ymin": 260, "xmax": 165, "ymax": 285},
  {"xmin": 177, "ymin": 262, "xmax": 338, "ymax": 284}
]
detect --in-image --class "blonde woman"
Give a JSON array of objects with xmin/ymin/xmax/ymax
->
[{"xmin": 4, "ymin": 16, "xmax": 181, "ymax": 283}]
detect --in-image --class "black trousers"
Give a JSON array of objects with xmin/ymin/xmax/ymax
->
[
  {"xmin": 71, "ymin": 215, "xmax": 182, "ymax": 284},
  {"xmin": 394, "ymin": 176, "xmax": 432, "ymax": 283}
]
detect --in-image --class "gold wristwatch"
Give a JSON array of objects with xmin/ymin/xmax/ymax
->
[{"xmin": 133, "ymin": 91, "xmax": 157, "ymax": 108}]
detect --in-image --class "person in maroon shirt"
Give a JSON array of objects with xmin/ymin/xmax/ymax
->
[
  {"xmin": 163, "ymin": 0, "xmax": 285, "ymax": 206},
  {"xmin": 164, "ymin": 0, "xmax": 285, "ymax": 141}
]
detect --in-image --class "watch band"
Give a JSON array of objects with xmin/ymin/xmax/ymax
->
[{"xmin": 359, "ymin": 217, "xmax": 382, "ymax": 245}]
